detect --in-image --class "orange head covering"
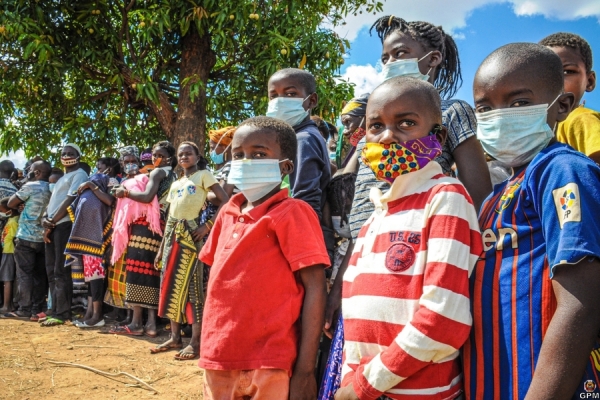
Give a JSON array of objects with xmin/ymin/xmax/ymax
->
[{"xmin": 208, "ymin": 126, "xmax": 237, "ymax": 146}]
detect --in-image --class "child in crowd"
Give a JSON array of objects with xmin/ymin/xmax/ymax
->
[
  {"xmin": 7, "ymin": 160, "xmax": 51, "ymax": 321},
  {"xmin": 0, "ymin": 197, "xmax": 19, "ymax": 314},
  {"xmin": 464, "ymin": 43, "xmax": 600, "ymax": 399},
  {"xmin": 540, "ymin": 32, "xmax": 599, "ymax": 164},
  {"xmin": 48, "ymin": 167, "xmax": 64, "ymax": 193},
  {"xmin": 153, "ymin": 142, "xmax": 227, "ymax": 360},
  {"xmin": 334, "ymin": 77, "xmax": 481, "ymax": 400},
  {"xmin": 266, "ymin": 68, "xmax": 335, "ymax": 261},
  {"xmin": 199, "ymin": 116, "xmax": 330, "ymax": 399}
]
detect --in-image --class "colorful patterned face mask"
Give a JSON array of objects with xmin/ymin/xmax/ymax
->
[
  {"xmin": 349, "ymin": 127, "xmax": 367, "ymax": 147},
  {"xmin": 362, "ymin": 130, "xmax": 443, "ymax": 183}
]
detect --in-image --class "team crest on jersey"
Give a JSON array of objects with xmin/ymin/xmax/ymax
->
[
  {"xmin": 552, "ymin": 183, "xmax": 581, "ymax": 229},
  {"xmin": 585, "ymin": 380, "xmax": 597, "ymax": 392},
  {"xmin": 495, "ymin": 181, "xmax": 521, "ymax": 213},
  {"xmin": 385, "ymin": 242, "xmax": 415, "ymax": 272}
]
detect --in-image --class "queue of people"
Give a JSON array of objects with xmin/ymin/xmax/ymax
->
[{"xmin": 0, "ymin": 16, "xmax": 599, "ymax": 400}]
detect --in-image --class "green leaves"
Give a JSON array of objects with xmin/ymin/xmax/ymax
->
[{"xmin": 0, "ymin": 0, "xmax": 382, "ymax": 161}]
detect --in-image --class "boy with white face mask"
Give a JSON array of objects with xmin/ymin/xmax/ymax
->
[
  {"xmin": 199, "ymin": 116, "xmax": 330, "ymax": 399},
  {"xmin": 464, "ymin": 43, "xmax": 600, "ymax": 400}
]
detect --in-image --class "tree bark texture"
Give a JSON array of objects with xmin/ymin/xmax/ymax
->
[{"xmin": 173, "ymin": 25, "xmax": 216, "ymax": 148}]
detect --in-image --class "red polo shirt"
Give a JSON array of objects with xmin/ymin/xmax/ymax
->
[{"xmin": 198, "ymin": 189, "xmax": 330, "ymax": 374}]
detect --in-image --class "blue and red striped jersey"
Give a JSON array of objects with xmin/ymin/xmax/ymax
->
[{"xmin": 464, "ymin": 143, "xmax": 600, "ymax": 399}]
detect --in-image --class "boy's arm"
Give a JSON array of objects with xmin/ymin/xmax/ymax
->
[
  {"xmin": 291, "ymin": 131, "xmax": 327, "ymax": 219},
  {"xmin": 525, "ymin": 259, "xmax": 600, "ymax": 399},
  {"xmin": 290, "ymin": 264, "xmax": 327, "ymax": 400},
  {"xmin": 343, "ymin": 184, "xmax": 481, "ymax": 399}
]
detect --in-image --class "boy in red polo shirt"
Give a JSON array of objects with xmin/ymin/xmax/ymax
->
[{"xmin": 199, "ymin": 116, "xmax": 330, "ymax": 399}]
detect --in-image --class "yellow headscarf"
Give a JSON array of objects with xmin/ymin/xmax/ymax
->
[{"xmin": 208, "ymin": 126, "xmax": 237, "ymax": 146}]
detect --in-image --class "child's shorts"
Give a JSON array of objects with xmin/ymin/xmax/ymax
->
[
  {"xmin": 203, "ymin": 368, "xmax": 289, "ymax": 399},
  {"xmin": 0, "ymin": 253, "xmax": 15, "ymax": 282}
]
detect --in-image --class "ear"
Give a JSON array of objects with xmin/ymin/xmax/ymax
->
[
  {"xmin": 427, "ymin": 50, "xmax": 443, "ymax": 69},
  {"xmin": 586, "ymin": 70, "xmax": 596, "ymax": 93},
  {"xmin": 435, "ymin": 125, "xmax": 448, "ymax": 148},
  {"xmin": 306, "ymin": 92, "xmax": 318, "ymax": 111},
  {"xmin": 280, "ymin": 159, "xmax": 294, "ymax": 177},
  {"xmin": 554, "ymin": 92, "xmax": 576, "ymax": 123}
]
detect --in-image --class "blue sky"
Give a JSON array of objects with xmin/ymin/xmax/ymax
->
[{"xmin": 338, "ymin": 1, "xmax": 600, "ymax": 109}]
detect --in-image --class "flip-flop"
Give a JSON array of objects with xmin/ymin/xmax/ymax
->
[
  {"xmin": 30, "ymin": 312, "xmax": 47, "ymax": 322},
  {"xmin": 2, "ymin": 311, "xmax": 30, "ymax": 320},
  {"xmin": 79, "ymin": 320, "xmax": 106, "ymax": 329},
  {"xmin": 144, "ymin": 330, "xmax": 158, "ymax": 338},
  {"xmin": 174, "ymin": 350, "xmax": 199, "ymax": 361},
  {"xmin": 108, "ymin": 325, "xmax": 143, "ymax": 336},
  {"xmin": 40, "ymin": 317, "xmax": 64, "ymax": 327},
  {"xmin": 150, "ymin": 342, "xmax": 183, "ymax": 354}
]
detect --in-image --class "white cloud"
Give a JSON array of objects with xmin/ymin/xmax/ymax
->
[
  {"xmin": 0, "ymin": 151, "xmax": 27, "ymax": 169},
  {"xmin": 333, "ymin": 0, "xmax": 600, "ymax": 42},
  {"xmin": 339, "ymin": 63, "xmax": 383, "ymax": 95}
]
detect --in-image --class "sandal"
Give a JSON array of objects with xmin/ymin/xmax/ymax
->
[
  {"xmin": 174, "ymin": 349, "xmax": 199, "ymax": 361},
  {"xmin": 78, "ymin": 320, "xmax": 106, "ymax": 329},
  {"xmin": 150, "ymin": 341, "xmax": 183, "ymax": 354},
  {"xmin": 30, "ymin": 312, "xmax": 47, "ymax": 322},
  {"xmin": 2, "ymin": 311, "xmax": 30, "ymax": 320},
  {"xmin": 108, "ymin": 325, "xmax": 144, "ymax": 336},
  {"xmin": 41, "ymin": 317, "xmax": 64, "ymax": 326}
]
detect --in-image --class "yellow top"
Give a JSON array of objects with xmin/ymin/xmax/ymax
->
[
  {"xmin": 2, "ymin": 216, "xmax": 19, "ymax": 254},
  {"xmin": 167, "ymin": 170, "xmax": 218, "ymax": 221},
  {"xmin": 556, "ymin": 106, "xmax": 600, "ymax": 157}
]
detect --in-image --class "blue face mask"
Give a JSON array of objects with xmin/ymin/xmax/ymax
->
[
  {"xmin": 49, "ymin": 183, "xmax": 55, "ymax": 193},
  {"xmin": 381, "ymin": 51, "xmax": 433, "ymax": 82},
  {"xmin": 476, "ymin": 97, "xmax": 559, "ymax": 168},
  {"xmin": 209, "ymin": 135, "xmax": 231, "ymax": 165},
  {"xmin": 329, "ymin": 151, "xmax": 337, "ymax": 161},
  {"xmin": 266, "ymin": 96, "xmax": 310, "ymax": 127},
  {"xmin": 123, "ymin": 163, "xmax": 139, "ymax": 175},
  {"xmin": 227, "ymin": 159, "xmax": 288, "ymax": 202}
]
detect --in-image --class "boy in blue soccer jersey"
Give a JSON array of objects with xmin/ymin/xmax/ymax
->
[{"xmin": 463, "ymin": 43, "xmax": 600, "ymax": 400}]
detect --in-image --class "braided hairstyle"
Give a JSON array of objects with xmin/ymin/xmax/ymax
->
[
  {"xmin": 370, "ymin": 16, "xmax": 462, "ymax": 99},
  {"xmin": 539, "ymin": 32, "xmax": 593, "ymax": 72}
]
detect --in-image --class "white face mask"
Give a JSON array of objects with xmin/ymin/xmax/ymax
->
[
  {"xmin": 381, "ymin": 51, "xmax": 433, "ymax": 82},
  {"xmin": 476, "ymin": 96, "xmax": 560, "ymax": 168},
  {"xmin": 265, "ymin": 96, "xmax": 310, "ymax": 127},
  {"xmin": 227, "ymin": 159, "xmax": 288, "ymax": 202},
  {"xmin": 49, "ymin": 183, "xmax": 55, "ymax": 193}
]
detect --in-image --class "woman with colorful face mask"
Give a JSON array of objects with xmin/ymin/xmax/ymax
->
[
  {"xmin": 152, "ymin": 141, "xmax": 228, "ymax": 361},
  {"xmin": 340, "ymin": 94, "xmax": 369, "ymax": 169},
  {"xmin": 109, "ymin": 142, "xmax": 177, "ymax": 337}
]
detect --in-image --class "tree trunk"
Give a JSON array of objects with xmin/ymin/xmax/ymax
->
[{"xmin": 173, "ymin": 25, "xmax": 216, "ymax": 150}]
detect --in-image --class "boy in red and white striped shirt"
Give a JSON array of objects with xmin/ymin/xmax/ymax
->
[{"xmin": 335, "ymin": 77, "xmax": 482, "ymax": 400}]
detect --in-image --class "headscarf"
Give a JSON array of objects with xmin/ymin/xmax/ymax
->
[
  {"xmin": 341, "ymin": 93, "xmax": 370, "ymax": 117},
  {"xmin": 64, "ymin": 143, "xmax": 82, "ymax": 156},
  {"xmin": 140, "ymin": 149, "xmax": 153, "ymax": 161},
  {"xmin": 208, "ymin": 126, "xmax": 237, "ymax": 146},
  {"xmin": 118, "ymin": 145, "xmax": 139, "ymax": 160}
]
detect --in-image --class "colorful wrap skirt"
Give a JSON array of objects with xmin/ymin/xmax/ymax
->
[
  {"xmin": 318, "ymin": 314, "xmax": 344, "ymax": 400},
  {"xmin": 124, "ymin": 218, "xmax": 162, "ymax": 309},
  {"xmin": 158, "ymin": 217, "xmax": 203, "ymax": 324}
]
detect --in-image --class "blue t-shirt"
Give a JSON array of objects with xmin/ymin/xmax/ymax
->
[
  {"xmin": 15, "ymin": 181, "xmax": 51, "ymax": 242},
  {"xmin": 465, "ymin": 142, "xmax": 600, "ymax": 399}
]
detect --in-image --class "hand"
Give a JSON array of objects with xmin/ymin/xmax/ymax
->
[
  {"xmin": 323, "ymin": 284, "xmax": 342, "ymax": 338},
  {"xmin": 42, "ymin": 217, "xmax": 55, "ymax": 229},
  {"xmin": 334, "ymin": 385, "xmax": 360, "ymax": 400},
  {"xmin": 77, "ymin": 181, "xmax": 94, "ymax": 195},
  {"xmin": 191, "ymin": 225, "xmax": 209, "ymax": 242},
  {"xmin": 154, "ymin": 252, "xmax": 162, "ymax": 270},
  {"xmin": 43, "ymin": 229, "xmax": 52, "ymax": 244},
  {"xmin": 113, "ymin": 187, "xmax": 126, "ymax": 198},
  {"xmin": 289, "ymin": 371, "xmax": 317, "ymax": 400}
]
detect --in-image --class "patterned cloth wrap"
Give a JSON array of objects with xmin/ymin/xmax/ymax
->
[{"xmin": 158, "ymin": 217, "xmax": 204, "ymax": 324}]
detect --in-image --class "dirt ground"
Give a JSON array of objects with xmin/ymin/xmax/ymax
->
[{"xmin": 0, "ymin": 318, "xmax": 204, "ymax": 399}]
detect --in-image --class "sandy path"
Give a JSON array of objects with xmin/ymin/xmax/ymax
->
[{"xmin": 0, "ymin": 319, "xmax": 204, "ymax": 399}]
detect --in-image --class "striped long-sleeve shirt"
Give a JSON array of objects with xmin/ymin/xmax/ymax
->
[{"xmin": 341, "ymin": 161, "xmax": 482, "ymax": 399}]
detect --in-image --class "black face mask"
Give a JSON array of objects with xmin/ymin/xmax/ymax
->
[{"xmin": 27, "ymin": 171, "xmax": 36, "ymax": 181}]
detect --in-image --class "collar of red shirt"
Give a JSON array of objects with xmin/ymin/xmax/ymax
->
[{"xmin": 227, "ymin": 188, "xmax": 289, "ymax": 221}]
